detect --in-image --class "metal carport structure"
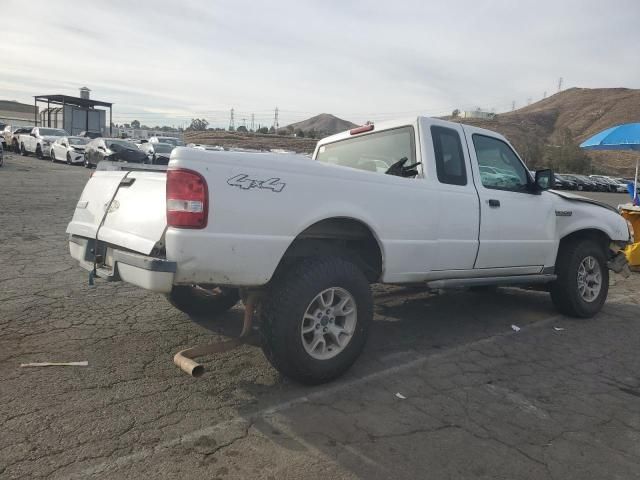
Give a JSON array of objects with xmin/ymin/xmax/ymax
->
[{"xmin": 34, "ymin": 94, "xmax": 113, "ymax": 136}]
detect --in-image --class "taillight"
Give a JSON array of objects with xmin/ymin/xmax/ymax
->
[{"xmin": 166, "ymin": 168, "xmax": 208, "ymax": 229}]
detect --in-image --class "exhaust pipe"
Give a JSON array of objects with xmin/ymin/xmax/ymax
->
[{"xmin": 173, "ymin": 294, "xmax": 258, "ymax": 377}]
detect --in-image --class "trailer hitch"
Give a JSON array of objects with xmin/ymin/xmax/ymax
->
[{"xmin": 173, "ymin": 292, "xmax": 262, "ymax": 377}]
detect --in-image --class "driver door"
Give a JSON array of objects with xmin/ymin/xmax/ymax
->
[{"xmin": 462, "ymin": 126, "xmax": 556, "ymax": 270}]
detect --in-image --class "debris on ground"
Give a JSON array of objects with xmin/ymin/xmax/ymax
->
[
  {"xmin": 511, "ymin": 325, "xmax": 521, "ymax": 332},
  {"xmin": 20, "ymin": 361, "xmax": 89, "ymax": 368}
]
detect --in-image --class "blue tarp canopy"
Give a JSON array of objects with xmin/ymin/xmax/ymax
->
[
  {"xmin": 580, "ymin": 123, "xmax": 640, "ymax": 204},
  {"xmin": 580, "ymin": 123, "xmax": 640, "ymax": 151}
]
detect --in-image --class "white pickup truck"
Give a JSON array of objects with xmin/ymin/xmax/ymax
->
[
  {"xmin": 67, "ymin": 116, "xmax": 632, "ymax": 384},
  {"xmin": 19, "ymin": 127, "xmax": 68, "ymax": 158}
]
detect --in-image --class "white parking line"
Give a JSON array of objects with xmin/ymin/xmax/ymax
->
[{"xmin": 73, "ymin": 313, "xmax": 562, "ymax": 478}]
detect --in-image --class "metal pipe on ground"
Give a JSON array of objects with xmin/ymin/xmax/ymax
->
[{"xmin": 173, "ymin": 295, "xmax": 259, "ymax": 377}]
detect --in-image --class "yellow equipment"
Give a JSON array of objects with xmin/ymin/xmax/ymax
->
[{"xmin": 620, "ymin": 205, "xmax": 640, "ymax": 268}]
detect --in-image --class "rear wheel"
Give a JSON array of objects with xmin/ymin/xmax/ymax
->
[
  {"xmin": 166, "ymin": 285, "xmax": 240, "ymax": 317},
  {"xmin": 261, "ymin": 257, "xmax": 373, "ymax": 384},
  {"xmin": 550, "ymin": 238, "xmax": 608, "ymax": 318},
  {"xmin": 20, "ymin": 143, "xmax": 27, "ymax": 156},
  {"xmin": 36, "ymin": 145, "xmax": 43, "ymax": 159}
]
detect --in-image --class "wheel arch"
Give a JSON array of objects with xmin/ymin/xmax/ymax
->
[
  {"xmin": 557, "ymin": 228, "xmax": 611, "ymax": 259},
  {"xmin": 275, "ymin": 217, "xmax": 384, "ymax": 283}
]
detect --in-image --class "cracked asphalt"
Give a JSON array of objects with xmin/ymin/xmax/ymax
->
[{"xmin": 2, "ymin": 153, "xmax": 640, "ymax": 479}]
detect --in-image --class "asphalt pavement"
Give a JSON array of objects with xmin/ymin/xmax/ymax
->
[{"xmin": 1, "ymin": 153, "xmax": 640, "ymax": 479}]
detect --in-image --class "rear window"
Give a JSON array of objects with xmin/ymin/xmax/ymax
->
[
  {"xmin": 153, "ymin": 143, "xmax": 173, "ymax": 153},
  {"xmin": 316, "ymin": 126, "xmax": 416, "ymax": 175},
  {"xmin": 431, "ymin": 126, "xmax": 467, "ymax": 186}
]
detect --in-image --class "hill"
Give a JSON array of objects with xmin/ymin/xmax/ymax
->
[
  {"xmin": 286, "ymin": 113, "xmax": 357, "ymax": 136},
  {"xmin": 455, "ymin": 87, "xmax": 640, "ymax": 175},
  {"xmin": 184, "ymin": 130, "xmax": 318, "ymax": 154}
]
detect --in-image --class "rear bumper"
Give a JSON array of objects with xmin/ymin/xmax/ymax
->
[{"xmin": 69, "ymin": 235, "xmax": 176, "ymax": 293}]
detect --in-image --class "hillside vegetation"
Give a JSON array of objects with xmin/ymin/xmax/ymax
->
[{"xmin": 457, "ymin": 87, "xmax": 640, "ymax": 175}]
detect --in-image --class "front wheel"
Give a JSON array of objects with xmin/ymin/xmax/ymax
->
[
  {"xmin": 20, "ymin": 143, "xmax": 28, "ymax": 156},
  {"xmin": 36, "ymin": 145, "xmax": 43, "ymax": 159},
  {"xmin": 66, "ymin": 152, "xmax": 72, "ymax": 165},
  {"xmin": 51, "ymin": 150, "xmax": 56, "ymax": 162},
  {"xmin": 261, "ymin": 257, "xmax": 373, "ymax": 385},
  {"xmin": 166, "ymin": 285, "xmax": 239, "ymax": 317},
  {"xmin": 550, "ymin": 239, "xmax": 609, "ymax": 318}
]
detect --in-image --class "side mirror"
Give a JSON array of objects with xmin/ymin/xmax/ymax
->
[{"xmin": 534, "ymin": 169, "xmax": 554, "ymax": 191}]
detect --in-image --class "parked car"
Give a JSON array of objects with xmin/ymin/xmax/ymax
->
[
  {"xmin": 553, "ymin": 174, "xmax": 577, "ymax": 190},
  {"xmin": 18, "ymin": 127, "xmax": 68, "ymax": 158},
  {"xmin": 0, "ymin": 142, "xmax": 3, "ymax": 167},
  {"xmin": 148, "ymin": 136, "xmax": 185, "ymax": 147},
  {"xmin": 67, "ymin": 116, "xmax": 631, "ymax": 384},
  {"xmin": 138, "ymin": 141, "xmax": 174, "ymax": 165},
  {"xmin": 50, "ymin": 136, "xmax": 89, "ymax": 164},
  {"xmin": 1, "ymin": 125, "xmax": 13, "ymax": 149},
  {"xmin": 563, "ymin": 174, "xmax": 597, "ymax": 191},
  {"xmin": 595, "ymin": 176, "xmax": 627, "ymax": 193},
  {"xmin": 589, "ymin": 175, "xmax": 617, "ymax": 192},
  {"xmin": 84, "ymin": 138, "xmax": 148, "ymax": 168},
  {"xmin": 8, "ymin": 126, "xmax": 35, "ymax": 152}
]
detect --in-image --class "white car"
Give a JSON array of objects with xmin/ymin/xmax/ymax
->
[
  {"xmin": 67, "ymin": 116, "xmax": 632, "ymax": 384},
  {"xmin": 18, "ymin": 127, "xmax": 68, "ymax": 158},
  {"xmin": 50, "ymin": 136, "xmax": 89, "ymax": 164}
]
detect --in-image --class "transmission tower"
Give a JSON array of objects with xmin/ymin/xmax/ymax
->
[
  {"xmin": 251, "ymin": 113, "xmax": 255, "ymax": 131},
  {"xmin": 229, "ymin": 108, "xmax": 235, "ymax": 130},
  {"xmin": 557, "ymin": 77, "xmax": 563, "ymax": 93},
  {"xmin": 511, "ymin": 100, "xmax": 515, "ymax": 111},
  {"xmin": 242, "ymin": 118, "xmax": 247, "ymax": 129},
  {"xmin": 273, "ymin": 107, "xmax": 279, "ymax": 132}
]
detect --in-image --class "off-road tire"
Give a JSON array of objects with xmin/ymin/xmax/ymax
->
[
  {"xmin": 261, "ymin": 257, "xmax": 373, "ymax": 385},
  {"xmin": 166, "ymin": 285, "xmax": 240, "ymax": 317},
  {"xmin": 550, "ymin": 238, "xmax": 608, "ymax": 318}
]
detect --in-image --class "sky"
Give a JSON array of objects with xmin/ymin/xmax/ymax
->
[{"xmin": 1, "ymin": 0, "xmax": 639, "ymax": 129}]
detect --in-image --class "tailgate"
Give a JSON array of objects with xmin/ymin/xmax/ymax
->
[{"xmin": 66, "ymin": 170, "xmax": 167, "ymax": 255}]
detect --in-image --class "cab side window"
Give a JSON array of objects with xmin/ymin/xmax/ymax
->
[
  {"xmin": 431, "ymin": 126, "xmax": 467, "ymax": 186},
  {"xmin": 472, "ymin": 134, "xmax": 529, "ymax": 192}
]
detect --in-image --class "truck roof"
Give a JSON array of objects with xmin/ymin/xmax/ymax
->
[{"xmin": 315, "ymin": 116, "xmax": 508, "ymax": 150}]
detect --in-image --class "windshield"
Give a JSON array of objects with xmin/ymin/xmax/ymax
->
[
  {"xmin": 108, "ymin": 139, "xmax": 134, "ymax": 149},
  {"xmin": 40, "ymin": 128, "xmax": 67, "ymax": 136},
  {"xmin": 68, "ymin": 137, "xmax": 88, "ymax": 145},
  {"xmin": 154, "ymin": 143, "xmax": 173, "ymax": 153},
  {"xmin": 316, "ymin": 127, "xmax": 416, "ymax": 174},
  {"xmin": 157, "ymin": 137, "xmax": 183, "ymax": 146}
]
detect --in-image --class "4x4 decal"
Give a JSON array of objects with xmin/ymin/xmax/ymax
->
[{"xmin": 227, "ymin": 174, "xmax": 286, "ymax": 193}]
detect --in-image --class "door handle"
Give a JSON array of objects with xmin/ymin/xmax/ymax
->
[{"xmin": 488, "ymin": 199, "xmax": 500, "ymax": 207}]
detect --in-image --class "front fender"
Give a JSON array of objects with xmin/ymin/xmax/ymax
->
[{"xmin": 553, "ymin": 195, "xmax": 630, "ymax": 242}]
